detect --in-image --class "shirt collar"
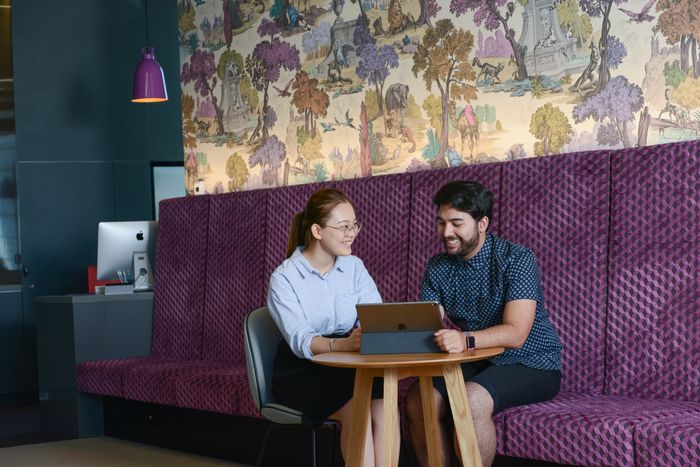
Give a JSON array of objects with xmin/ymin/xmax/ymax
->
[
  {"xmin": 291, "ymin": 246, "xmax": 346, "ymax": 278},
  {"xmin": 460, "ymin": 233, "xmax": 492, "ymax": 269}
]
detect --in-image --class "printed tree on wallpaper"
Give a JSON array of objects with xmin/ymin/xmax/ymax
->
[
  {"xmin": 245, "ymin": 19, "xmax": 301, "ymax": 144},
  {"xmin": 250, "ymin": 134, "xmax": 287, "ymax": 186},
  {"xmin": 224, "ymin": 0, "xmax": 244, "ymax": 44},
  {"xmin": 573, "ymin": 76, "xmax": 644, "ymax": 147},
  {"xmin": 181, "ymin": 49, "xmax": 225, "ymax": 135},
  {"xmin": 226, "ymin": 152, "xmax": 250, "ymax": 191},
  {"xmin": 182, "ymin": 93, "xmax": 198, "ymax": 149},
  {"xmin": 529, "ymin": 104, "xmax": 573, "ymax": 156},
  {"xmin": 578, "ymin": 0, "xmax": 630, "ymax": 94},
  {"xmin": 655, "ymin": 0, "xmax": 700, "ymax": 78},
  {"xmin": 412, "ymin": 19, "xmax": 477, "ymax": 167},
  {"xmin": 355, "ymin": 21, "xmax": 399, "ymax": 119},
  {"xmin": 449, "ymin": 0, "xmax": 527, "ymax": 81},
  {"xmin": 416, "ymin": 0, "xmax": 441, "ymax": 27},
  {"xmin": 292, "ymin": 70, "xmax": 330, "ymax": 138}
]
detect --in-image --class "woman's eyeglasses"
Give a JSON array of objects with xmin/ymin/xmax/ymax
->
[{"xmin": 325, "ymin": 222, "xmax": 363, "ymax": 237}]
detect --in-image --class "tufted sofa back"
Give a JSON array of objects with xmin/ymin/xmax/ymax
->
[{"xmin": 153, "ymin": 141, "xmax": 698, "ymax": 401}]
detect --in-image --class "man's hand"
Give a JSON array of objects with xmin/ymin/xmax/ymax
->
[{"xmin": 433, "ymin": 329, "xmax": 466, "ymax": 353}]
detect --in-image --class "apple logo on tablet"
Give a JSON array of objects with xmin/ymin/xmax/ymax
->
[{"xmin": 136, "ymin": 231, "xmax": 144, "ymax": 241}]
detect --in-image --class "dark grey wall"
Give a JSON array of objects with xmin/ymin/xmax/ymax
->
[{"xmin": 11, "ymin": 0, "xmax": 182, "ymax": 392}]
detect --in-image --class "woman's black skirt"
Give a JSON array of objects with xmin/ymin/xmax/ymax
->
[{"xmin": 271, "ymin": 339, "xmax": 384, "ymax": 422}]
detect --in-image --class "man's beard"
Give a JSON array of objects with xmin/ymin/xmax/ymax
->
[{"xmin": 443, "ymin": 225, "xmax": 480, "ymax": 258}]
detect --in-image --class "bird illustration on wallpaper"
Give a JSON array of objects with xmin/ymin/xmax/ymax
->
[{"xmin": 178, "ymin": 0, "xmax": 700, "ymax": 194}]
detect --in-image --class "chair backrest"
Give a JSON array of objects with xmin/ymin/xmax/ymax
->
[{"xmin": 244, "ymin": 306, "xmax": 283, "ymax": 410}]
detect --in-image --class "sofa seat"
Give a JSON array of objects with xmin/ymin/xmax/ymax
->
[
  {"xmin": 76, "ymin": 357, "xmax": 159, "ymax": 397},
  {"xmin": 500, "ymin": 391, "xmax": 700, "ymax": 466},
  {"xmin": 634, "ymin": 413, "xmax": 700, "ymax": 467},
  {"xmin": 77, "ymin": 358, "xmax": 251, "ymax": 415}
]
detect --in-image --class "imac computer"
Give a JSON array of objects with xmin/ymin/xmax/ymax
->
[{"xmin": 97, "ymin": 221, "xmax": 158, "ymax": 294}]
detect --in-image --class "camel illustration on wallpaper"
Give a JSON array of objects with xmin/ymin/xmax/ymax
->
[{"xmin": 179, "ymin": 0, "xmax": 700, "ymax": 194}]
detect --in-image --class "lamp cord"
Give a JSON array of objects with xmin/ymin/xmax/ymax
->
[{"xmin": 144, "ymin": 0, "xmax": 150, "ymax": 47}]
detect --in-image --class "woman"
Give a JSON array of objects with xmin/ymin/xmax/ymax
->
[{"xmin": 267, "ymin": 188, "xmax": 395, "ymax": 467}]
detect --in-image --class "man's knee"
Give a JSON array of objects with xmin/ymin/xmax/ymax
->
[
  {"xmin": 465, "ymin": 382, "xmax": 494, "ymax": 420},
  {"xmin": 406, "ymin": 383, "xmax": 447, "ymax": 422}
]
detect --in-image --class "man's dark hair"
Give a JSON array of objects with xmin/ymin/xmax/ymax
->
[{"xmin": 432, "ymin": 181, "xmax": 493, "ymax": 225}]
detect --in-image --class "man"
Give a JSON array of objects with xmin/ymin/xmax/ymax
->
[{"xmin": 406, "ymin": 181, "xmax": 562, "ymax": 466}]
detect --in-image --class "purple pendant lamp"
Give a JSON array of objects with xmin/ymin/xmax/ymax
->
[{"xmin": 131, "ymin": 1, "xmax": 167, "ymax": 103}]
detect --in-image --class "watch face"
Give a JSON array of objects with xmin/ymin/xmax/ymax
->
[{"xmin": 467, "ymin": 335, "xmax": 475, "ymax": 350}]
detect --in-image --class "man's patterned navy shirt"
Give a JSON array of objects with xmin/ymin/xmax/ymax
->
[{"xmin": 420, "ymin": 233, "xmax": 562, "ymax": 371}]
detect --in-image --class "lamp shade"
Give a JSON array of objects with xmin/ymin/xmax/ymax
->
[{"xmin": 132, "ymin": 47, "xmax": 168, "ymax": 103}]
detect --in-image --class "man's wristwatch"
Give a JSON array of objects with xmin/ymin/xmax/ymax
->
[{"xmin": 465, "ymin": 332, "xmax": 475, "ymax": 351}]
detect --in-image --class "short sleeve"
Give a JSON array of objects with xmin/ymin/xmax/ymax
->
[
  {"xmin": 504, "ymin": 249, "xmax": 541, "ymax": 303},
  {"xmin": 419, "ymin": 259, "xmax": 441, "ymax": 302}
]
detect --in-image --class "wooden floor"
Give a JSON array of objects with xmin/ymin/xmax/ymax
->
[
  {"xmin": 0, "ymin": 437, "xmax": 250, "ymax": 466},
  {"xmin": 0, "ymin": 402, "xmax": 250, "ymax": 466}
]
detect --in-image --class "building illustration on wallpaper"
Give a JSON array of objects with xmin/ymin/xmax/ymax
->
[{"xmin": 178, "ymin": 0, "xmax": 700, "ymax": 194}]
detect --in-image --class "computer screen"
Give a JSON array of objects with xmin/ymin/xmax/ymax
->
[
  {"xmin": 96, "ymin": 221, "xmax": 158, "ymax": 284},
  {"xmin": 152, "ymin": 163, "xmax": 185, "ymax": 220}
]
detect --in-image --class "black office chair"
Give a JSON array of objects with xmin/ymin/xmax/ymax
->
[{"xmin": 244, "ymin": 306, "xmax": 338, "ymax": 467}]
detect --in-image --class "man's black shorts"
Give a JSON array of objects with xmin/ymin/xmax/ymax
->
[{"xmin": 432, "ymin": 359, "xmax": 561, "ymax": 413}]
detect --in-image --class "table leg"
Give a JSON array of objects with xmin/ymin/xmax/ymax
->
[
  {"xmin": 347, "ymin": 368, "xmax": 374, "ymax": 467},
  {"xmin": 443, "ymin": 363, "xmax": 482, "ymax": 467},
  {"xmin": 419, "ymin": 376, "xmax": 443, "ymax": 467},
  {"xmin": 382, "ymin": 368, "xmax": 398, "ymax": 467}
]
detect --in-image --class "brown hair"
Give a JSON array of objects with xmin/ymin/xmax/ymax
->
[{"xmin": 286, "ymin": 188, "xmax": 354, "ymax": 258}]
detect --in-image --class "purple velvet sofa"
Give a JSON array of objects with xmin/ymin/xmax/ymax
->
[{"xmin": 77, "ymin": 140, "xmax": 699, "ymax": 466}]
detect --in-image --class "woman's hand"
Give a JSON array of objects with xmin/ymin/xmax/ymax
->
[
  {"xmin": 433, "ymin": 329, "xmax": 466, "ymax": 353},
  {"xmin": 338, "ymin": 326, "xmax": 362, "ymax": 352}
]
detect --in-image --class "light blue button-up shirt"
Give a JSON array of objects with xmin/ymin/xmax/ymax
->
[{"xmin": 267, "ymin": 247, "xmax": 382, "ymax": 359}]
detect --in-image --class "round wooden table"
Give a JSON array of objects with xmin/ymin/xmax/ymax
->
[{"xmin": 312, "ymin": 348, "xmax": 504, "ymax": 467}]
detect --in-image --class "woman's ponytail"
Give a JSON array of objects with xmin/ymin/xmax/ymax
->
[{"xmin": 286, "ymin": 211, "xmax": 305, "ymax": 258}]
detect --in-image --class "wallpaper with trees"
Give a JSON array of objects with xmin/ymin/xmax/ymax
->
[{"xmin": 179, "ymin": 0, "xmax": 699, "ymax": 194}]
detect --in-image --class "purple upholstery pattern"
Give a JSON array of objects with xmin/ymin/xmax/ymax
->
[
  {"xmin": 607, "ymin": 141, "xmax": 700, "ymax": 401},
  {"xmin": 202, "ymin": 190, "xmax": 268, "ymax": 365},
  {"xmin": 329, "ymin": 174, "xmax": 411, "ymax": 302},
  {"xmin": 503, "ymin": 391, "xmax": 700, "ymax": 466},
  {"xmin": 174, "ymin": 367, "xmax": 249, "ymax": 415},
  {"xmin": 499, "ymin": 151, "xmax": 610, "ymax": 395},
  {"xmin": 407, "ymin": 163, "xmax": 502, "ymax": 300},
  {"xmin": 75, "ymin": 357, "xmax": 156, "ymax": 397},
  {"xmin": 634, "ymin": 413, "xmax": 700, "ymax": 467},
  {"xmin": 121, "ymin": 359, "xmax": 235, "ymax": 408},
  {"xmin": 152, "ymin": 196, "xmax": 210, "ymax": 359}
]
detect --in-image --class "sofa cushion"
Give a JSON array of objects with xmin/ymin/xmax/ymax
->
[
  {"xmin": 607, "ymin": 141, "xmax": 700, "ymax": 401},
  {"xmin": 502, "ymin": 392, "xmax": 700, "ymax": 466},
  {"xmin": 152, "ymin": 196, "xmax": 210, "ymax": 359},
  {"xmin": 499, "ymin": 151, "xmax": 610, "ymax": 395},
  {"xmin": 121, "ymin": 359, "xmax": 238, "ymax": 408},
  {"xmin": 407, "ymin": 163, "xmax": 502, "ymax": 300},
  {"xmin": 76, "ymin": 357, "xmax": 157, "ymax": 397},
  {"xmin": 202, "ymin": 190, "xmax": 268, "ymax": 365},
  {"xmin": 174, "ymin": 367, "xmax": 250, "ymax": 415},
  {"xmin": 634, "ymin": 413, "xmax": 700, "ymax": 467}
]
